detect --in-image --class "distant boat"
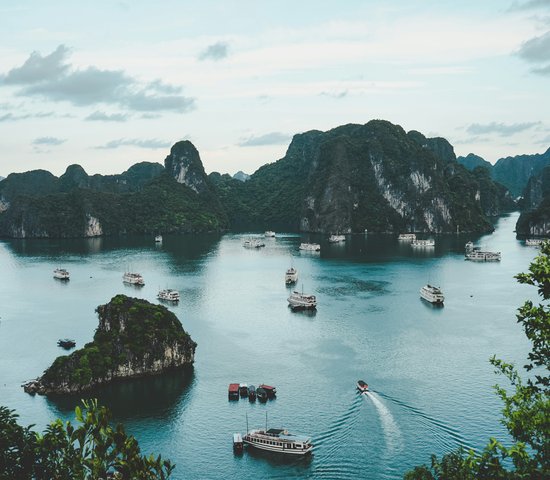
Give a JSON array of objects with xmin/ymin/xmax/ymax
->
[
  {"xmin": 525, "ymin": 238, "xmax": 546, "ymax": 246},
  {"xmin": 243, "ymin": 238, "xmax": 265, "ymax": 248},
  {"xmin": 53, "ymin": 268, "xmax": 70, "ymax": 280},
  {"xmin": 155, "ymin": 234, "xmax": 163, "ymax": 243},
  {"xmin": 264, "ymin": 231, "xmax": 276, "ymax": 237},
  {"xmin": 420, "ymin": 284, "xmax": 445, "ymax": 304},
  {"xmin": 299, "ymin": 242, "xmax": 320, "ymax": 252},
  {"xmin": 233, "ymin": 433, "xmax": 244, "ymax": 454},
  {"xmin": 288, "ymin": 290, "xmax": 317, "ymax": 310},
  {"xmin": 258, "ymin": 384, "xmax": 277, "ymax": 398},
  {"xmin": 465, "ymin": 250, "xmax": 501, "ymax": 262},
  {"xmin": 157, "ymin": 289, "xmax": 180, "ymax": 302},
  {"xmin": 411, "ymin": 239, "xmax": 435, "ymax": 248},
  {"xmin": 248, "ymin": 385, "xmax": 256, "ymax": 402},
  {"xmin": 243, "ymin": 428, "xmax": 313, "ymax": 455},
  {"xmin": 239, "ymin": 383, "xmax": 249, "ymax": 398},
  {"xmin": 356, "ymin": 380, "xmax": 369, "ymax": 393},
  {"xmin": 228, "ymin": 383, "xmax": 240, "ymax": 400},
  {"xmin": 256, "ymin": 387, "xmax": 268, "ymax": 403},
  {"xmin": 465, "ymin": 241, "xmax": 475, "ymax": 254},
  {"xmin": 328, "ymin": 234, "xmax": 345, "ymax": 243},
  {"xmin": 285, "ymin": 267, "xmax": 298, "ymax": 285},
  {"xmin": 57, "ymin": 338, "xmax": 76, "ymax": 349},
  {"xmin": 398, "ymin": 233, "xmax": 416, "ymax": 241},
  {"xmin": 123, "ymin": 272, "xmax": 144, "ymax": 286}
]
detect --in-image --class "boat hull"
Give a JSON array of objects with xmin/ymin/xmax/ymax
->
[{"xmin": 243, "ymin": 440, "xmax": 312, "ymax": 455}]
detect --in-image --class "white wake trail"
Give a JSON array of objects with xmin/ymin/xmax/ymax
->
[{"xmin": 364, "ymin": 392, "xmax": 403, "ymax": 454}]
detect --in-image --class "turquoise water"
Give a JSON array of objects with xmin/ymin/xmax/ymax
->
[{"xmin": 0, "ymin": 212, "xmax": 536, "ymax": 479}]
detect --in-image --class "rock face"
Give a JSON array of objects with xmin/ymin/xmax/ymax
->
[
  {"xmin": 24, "ymin": 295, "xmax": 197, "ymax": 395},
  {"xmin": 164, "ymin": 141, "xmax": 209, "ymax": 194},
  {"xmin": 233, "ymin": 171, "xmax": 250, "ymax": 182},
  {"xmin": 212, "ymin": 120, "xmax": 513, "ymax": 233},
  {"xmin": 457, "ymin": 153, "xmax": 493, "ymax": 172},
  {"xmin": 516, "ymin": 165, "xmax": 550, "ymax": 236}
]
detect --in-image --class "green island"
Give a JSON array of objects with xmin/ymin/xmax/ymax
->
[{"xmin": 23, "ymin": 295, "xmax": 197, "ymax": 395}]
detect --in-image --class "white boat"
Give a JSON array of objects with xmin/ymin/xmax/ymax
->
[
  {"xmin": 264, "ymin": 231, "xmax": 276, "ymax": 237},
  {"xmin": 123, "ymin": 272, "xmax": 145, "ymax": 285},
  {"xmin": 285, "ymin": 267, "xmax": 298, "ymax": 285},
  {"xmin": 411, "ymin": 239, "xmax": 435, "ymax": 248},
  {"xmin": 243, "ymin": 428, "xmax": 313, "ymax": 455},
  {"xmin": 157, "ymin": 289, "xmax": 180, "ymax": 302},
  {"xmin": 328, "ymin": 234, "xmax": 345, "ymax": 243},
  {"xmin": 299, "ymin": 242, "xmax": 320, "ymax": 252},
  {"xmin": 465, "ymin": 250, "xmax": 501, "ymax": 262},
  {"xmin": 420, "ymin": 284, "xmax": 445, "ymax": 304},
  {"xmin": 243, "ymin": 238, "xmax": 265, "ymax": 248},
  {"xmin": 288, "ymin": 290, "xmax": 317, "ymax": 310},
  {"xmin": 525, "ymin": 238, "xmax": 546, "ymax": 246},
  {"xmin": 155, "ymin": 234, "xmax": 163, "ymax": 243},
  {"xmin": 398, "ymin": 233, "xmax": 416, "ymax": 241},
  {"xmin": 356, "ymin": 380, "xmax": 369, "ymax": 393},
  {"xmin": 465, "ymin": 241, "xmax": 475, "ymax": 253},
  {"xmin": 53, "ymin": 268, "xmax": 70, "ymax": 280}
]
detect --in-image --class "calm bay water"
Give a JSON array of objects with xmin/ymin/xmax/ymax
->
[{"xmin": 0, "ymin": 212, "xmax": 536, "ymax": 479}]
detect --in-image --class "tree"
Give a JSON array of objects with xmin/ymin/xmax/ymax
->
[
  {"xmin": 405, "ymin": 243, "xmax": 550, "ymax": 479},
  {"xmin": 0, "ymin": 399, "xmax": 174, "ymax": 479}
]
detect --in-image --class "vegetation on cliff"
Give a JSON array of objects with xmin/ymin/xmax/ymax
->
[
  {"xmin": 0, "ymin": 399, "xmax": 174, "ymax": 479},
  {"xmin": 404, "ymin": 244, "xmax": 550, "ymax": 479},
  {"xmin": 211, "ymin": 121, "xmax": 513, "ymax": 233},
  {"xmin": 26, "ymin": 295, "xmax": 196, "ymax": 395}
]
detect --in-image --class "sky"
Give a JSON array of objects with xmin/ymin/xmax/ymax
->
[{"xmin": 1, "ymin": 0, "xmax": 550, "ymax": 178}]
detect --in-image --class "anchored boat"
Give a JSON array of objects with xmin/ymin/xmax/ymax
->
[
  {"xmin": 157, "ymin": 289, "xmax": 180, "ymax": 302},
  {"xmin": 53, "ymin": 268, "xmax": 70, "ymax": 280},
  {"xmin": 123, "ymin": 272, "xmax": 144, "ymax": 286},
  {"xmin": 243, "ymin": 428, "xmax": 313, "ymax": 455},
  {"xmin": 288, "ymin": 290, "xmax": 317, "ymax": 310},
  {"xmin": 420, "ymin": 284, "xmax": 445, "ymax": 304}
]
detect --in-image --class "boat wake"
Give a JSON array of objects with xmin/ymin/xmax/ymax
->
[
  {"xmin": 312, "ymin": 394, "xmax": 363, "ymax": 479},
  {"xmin": 375, "ymin": 391, "xmax": 473, "ymax": 452},
  {"xmin": 364, "ymin": 391, "xmax": 403, "ymax": 455}
]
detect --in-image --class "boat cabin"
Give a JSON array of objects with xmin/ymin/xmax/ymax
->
[
  {"xmin": 228, "ymin": 383, "xmax": 239, "ymax": 400},
  {"xmin": 239, "ymin": 383, "xmax": 249, "ymax": 398},
  {"xmin": 233, "ymin": 433, "xmax": 243, "ymax": 454},
  {"xmin": 259, "ymin": 384, "xmax": 276, "ymax": 398}
]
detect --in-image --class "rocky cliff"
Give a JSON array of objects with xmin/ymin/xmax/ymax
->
[
  {"xmin": 457, "ymin": 153, "xmax": 493, "ymax": 173},
  {"xmin": 24, "ymin": 295, "xmax": 197, "ymax": 395},
  {"xmin": 164, "ymin": 141, "xmax": 210, "ymax": 194},
  {"xmin": 212, "ymin": 120, "xmax": 513, "ymax": 233},
  {"xmin": 516, "ymin": 165, "xmax": 550, "ymax": 236}
]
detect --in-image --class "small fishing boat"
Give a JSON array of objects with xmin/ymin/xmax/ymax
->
[
  {"xmin": 258, "ymin": 384, "xmax": 276, "ymax": 398},
  {"xmin": 356, "ymin": 380, "xmax": 369, "ymax": 393},
  {"xmin": 248, "ymin": 385, "xmax": 256, "ymax": 402},
  {"xmin": 256, "ymin": 387, "xmax": 268, "ymax": 403},
  {"xmin": 57, "ymin": 339, "xmax": 76, "ymax": 349},
  {"xmin": 228, "ymin": 383, "xmax": 240, "ymax": 400},
  {"xmin": 233, "ymin": 433, "xmax": 244, "ymax": 454},
  {"xmin": 239, "ymin": 383, "xmax": 249, "ymax": 398},
  {"xmin": 53, "ymin": 268, "xmax": 70, "ymax": 280}
]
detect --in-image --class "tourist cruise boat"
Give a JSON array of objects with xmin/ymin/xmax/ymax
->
[
  {"xmin": 465, "ymin": 250, "xmax": 501, "ymax": 262},
  {"xmin": 157, "ymin": 289, "xmax": 180, "ymax": 302},
  {"xmin": 243, "ymin": 428, "xmax": 313, "ymax": 455},
  {"xmin": 328, "ymin": 234, "xmax": 345, "ymax": 243},
  {"xmin": 243, "ymin": 238, "xmax": 265, "ymax": 248},
  {"xmin": 299, "ymin": 242, "xmax": 320, "ymax": 252},
  {"xmin": 411, "ymin": 239, "xmax": 435, "ymax": 248},
  {"xmin": 525, "ymin": 238, "xmax": 546, "ymax": 246},
  {"xmin": 285, "ymin": 267, "xmax": 298, "ymax": 285},
  {"xmin": 264, "ymin": 231, "xmax": 276, "ymax": 237},
  {"xmin": 288, "ymin": 290, "xmax": 317, "ymax": 310},
  {"xmin": 420, "ymin": 284, "xmax": 445, "ymax": 304},
  {"xmin": 123, "ymin": 272, "xmax": 145, "ymax": 285},
  {"xmin": 398, "ymin": 233, "xmax": 416, "ymax": 241},
  {"xmin": 356, "ymin": 380, "xmax": 369, "ymax": 393},
  {"xmin": 53, "ymin": 268, "xmax": 70, "ymax": 280},
  {"xmin": 155, "ymin": 234, "xmax": 163, "ymax": 243}
]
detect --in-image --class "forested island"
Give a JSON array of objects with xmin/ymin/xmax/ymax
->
[{"xmin": 23, "ymin": 295, "xmax": 197, "ymax": 395}]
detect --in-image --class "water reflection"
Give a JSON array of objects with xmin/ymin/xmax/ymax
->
[{"xmin": 47, "ymin": 366, "xmax": 195, "ymax": 420}]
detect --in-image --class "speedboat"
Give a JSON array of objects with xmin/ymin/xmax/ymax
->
[
  {"xmin": 57, "ymin": 339, "xmax": 76, "ymax": 349},
  {"xmin": 356, "ymin": 380, "xmax": 369, "ymax": 393}
]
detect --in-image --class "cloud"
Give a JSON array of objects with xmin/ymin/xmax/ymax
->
[
  {"xmin": 0, "ymin": 111, "xmax": 56, "ymax": 122},
  {"xmin": 32, "ymin": 136, "xmax": 66, "ymax": 146},
  {"xmin": 533, "ymin": 63, "xmax": 550, "ymax": 75},
  {"xmin": 320, "ymin": 89, "xmax": 348, "ymax": 99},
  {"xmin": 95, "ymin": 138, "xmax": 171, "ymax": 149},
  {"xmin": 85, "ymin": 111, "xmax": 129, "ymax": 122},
  {"xmin": 1, "ymin": 45, "xmax": 195, "ymax": 113},
  {"xmin": 198, "ymin": 41, "xmax": 229, "ymax": 61},
  {"xmin": 3, "ymin": 45, "xmax": 70, "ymax": 84},
  {"xmin": 466, "ymin": 121, "xmax": 541, "ymax": 136},
  {"xmin": 238, "ymin": 132, "xmax": 291, "ymax": 147},
  {"xmin": 509, "ymin": 0, "xmax": 550, "ymax": 11},
  {"xmin": 517, "ymin": 30, "xmax": 550, "ymax": 62},
  {"xmin": 535, "ymin": 133, "xmax": 550, "ymax": 145}
]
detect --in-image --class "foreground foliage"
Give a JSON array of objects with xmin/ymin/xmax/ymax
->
[
  {"xmin": 404, "ymin": 244, "xmax": 550, "ymax": 479},
  {"xmin": 0, "ymin": 399, "xmax": 174, "ymax": 479}
]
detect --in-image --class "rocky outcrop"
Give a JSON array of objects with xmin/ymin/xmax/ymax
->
[
  {"xmin": 457, "ymin": 153, "xmax": 493, "ymax": 172},
  {"xmin": 24, "ymin": 295, "xmax": 196, "ymax": 395},
  {"xmin": 516, "ymin": 165, "xmax": 550, "ymax": 236},
  {"xmin": 164, "ymin": 141, "xmax": 209, "ymax": 193},
  {"xmin": 233, "ymin": 171, "xmax": 250, "ymax": 182}
]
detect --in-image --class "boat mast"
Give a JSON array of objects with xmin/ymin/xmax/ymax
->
[
  {"xmin": 246, "ymin": 413, "xmax": 248, "ymax": 433},
  {"xmin": 265, "ymin": 411, "xmax": 268, "ymax": 431}
]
